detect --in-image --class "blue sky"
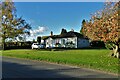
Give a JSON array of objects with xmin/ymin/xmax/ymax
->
[{"xmin": 14, "ymin": 2, "xmax": 104, "ymax": 41}]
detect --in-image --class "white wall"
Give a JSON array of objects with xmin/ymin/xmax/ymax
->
[
  {"xmin": 45, "ymin": 37, "xmax": 53, "ymax": 48},
  {"xmin": 66, "ymin": 37, "xmax": 77, "ymax": 48},
  {"xmin": 45, "ymin": 37, "xmax": 89, "ymax": 48}
]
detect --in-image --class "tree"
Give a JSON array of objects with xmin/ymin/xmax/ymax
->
[
  {"xmin": 81, "ymin": 2, "xmax": 120, "ymax": 58},
  {"xmin": 2, "ymin": 0, "xmax": 31, "ymax": 50},
  {"xmin": 80, "ymin": 19, "xmax": 86, "ymax": 34},
  {"xmin": 60, "ymin": 28, "xmax": 67, "ymax": 35},
  {"xmin": 0, "ymin": 3, "xmax": 2, "ymax": 49},
  {"xmin": 37, "ymin": 36, "xmax": 41, "ymax": 44},
  {"xmin": 33, "ymin": 39, "xmax": 36, "ymax": 43}
]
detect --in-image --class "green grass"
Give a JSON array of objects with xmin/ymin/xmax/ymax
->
[
  {"xmin": 2, "ymin": 49, "xmax": 119, "ymax": 73},
  {"xmin": 0, "ymin": 50, "xmax": 2, "ymax": 56}
]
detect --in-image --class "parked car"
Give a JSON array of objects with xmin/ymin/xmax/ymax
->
[{"xmin": 31, "ymin": 43, "xmax": 44, "ymax": 49}]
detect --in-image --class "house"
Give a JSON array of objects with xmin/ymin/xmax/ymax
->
[{"xmin": 42, "ymin": 30, "xmax": 90, "ymax": 48}]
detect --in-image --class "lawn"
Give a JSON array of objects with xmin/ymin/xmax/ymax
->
[
  {"xmin": 0, "ymin": 50, "xmax": 2, "ymax": 56},
  {"xmin": 2, "ymin": 49, "xmax": 119, "ymax": 74}
]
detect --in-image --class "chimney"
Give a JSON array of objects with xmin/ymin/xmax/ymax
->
[
  {"xmin": 71, "ymin": 29, "xmax": 74, "ymax": 32},
  {"xmin": 50, "ymin": 31, "xmax": 53, "ymax": 36}
]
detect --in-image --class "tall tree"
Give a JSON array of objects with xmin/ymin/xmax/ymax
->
[
  {"xmin": 80, "ymin": 19, "xmax": 86, "ymax": 34},
  {"xmin": 37, "ymin": 36, "xmax": 41, "ymax": 44},
  {"xmin": 81, "ymin": 2, "xmax": 120, "ymax": 58},
  {"xmin": 2, "ymin": 0, "xmax": 31, "ymax": 50},
  {"xmin": 0, "ymin": 3, "xmax": 2, "ymax": 49}
]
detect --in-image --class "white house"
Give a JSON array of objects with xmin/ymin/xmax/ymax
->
[{"xmin": 42, "ymin": 31, "xmax": 90, "ymax": 48}]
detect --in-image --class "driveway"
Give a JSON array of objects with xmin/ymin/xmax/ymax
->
[{"xmin": 1, "ymin": 57, "xmax": 118, "ymax": 79}]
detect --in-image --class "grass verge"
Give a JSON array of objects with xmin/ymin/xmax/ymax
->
[
  {"xmin": 2, "ymin": 49, "xmax": 119, "ymax": 73},
  {"xmin": 0, "ymin": 50, "xmax": 2, "ymax": 56}
]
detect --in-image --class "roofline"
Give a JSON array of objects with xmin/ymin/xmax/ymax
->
[{"xmin": 42, "ymin": 31, "xmax": 89, "ymax": 40}]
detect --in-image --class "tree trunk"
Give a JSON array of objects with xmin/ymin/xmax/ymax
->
[
  {"xmin": 2, "ymin": 42, "xmax": 5, "ymax": 50},
  {"xmin": 2, "ymin": 37, "xmax": 6, "ymax": 50},
  {"xmin": 111, "ymin": 44, "xmax": 120, "ymax": 58}
]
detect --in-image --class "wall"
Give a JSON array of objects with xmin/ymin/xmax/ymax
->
[
  {"xmin": 77, "ymin": 38, "xmax": 90, "ymax": 48},
  {"xmin": 45, "ymin": 37, "xmax": 78, "ymax": 48},
  {"xmin": 65, "ymin": 37, "xmax": 77, "ymax": 48},
  {"xmin": 45, "ymin": 37, "xmax": 53, "ymax": 48},
  {"xmin": 45, "ymin": 37, "xmax": 91, "ymax": 48}
]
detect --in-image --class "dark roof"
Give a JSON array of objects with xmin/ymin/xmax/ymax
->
[
  {"xmin": 42, "ymin": 31, "xmax": 88, "ymax": 40},
  {"xmin": 63, "ymin": 31, "xmax": 84, "ymax": 38}
]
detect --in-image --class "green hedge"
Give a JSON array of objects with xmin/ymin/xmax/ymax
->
[{"xmin": 4, "ymin": 42, "xmax": 32, "ymax": 49}]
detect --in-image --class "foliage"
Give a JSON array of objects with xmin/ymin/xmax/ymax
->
[
  {"xmin": 2, "ymin": 49, "xmax": 118, "ymax": 73},
  {"xmin": 105, "ymin": 42, "xmax": 116, "ymax": 50},
  {"xmin": 0, "ymin": 3, "xmax": 2, "ymax": 48},
  {"xmin": 32, "ymin": 39, "xmax": 36, "ymax": 43},
  {"xmin": 90, "ymin": 41, "xmax": 105, "ymax": 48},
  {"xmin": 4, "ymin": 41, "xmax": 32, "ymax": 49},
  {"xmin": 37, "ymin": 36, "xmax": 41, "ymax": 44},
  {"xmin": 80, "ymin": 19, "xmax": 86, "ymax": 34},
  {"xmin": 1, "ymin": 0, "xmax": 31, "ymax": 49},
  {"xmin": 81, "ymin": 2, "xmax": 120, "ymax": 58},
  {"xmin": 82, "ymin": 2, "xmax": 119, "ymax": 43}
]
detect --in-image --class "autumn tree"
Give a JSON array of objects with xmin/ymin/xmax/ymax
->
[
  {"xmin": 81, "ymin": 2, "xmax": 120, "ymax": 58},
  {"xmin": 2, "ymin": 0, "xmax": 31, "ymax": 50}
]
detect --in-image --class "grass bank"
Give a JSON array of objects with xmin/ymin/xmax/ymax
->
[{"xmin": 2, "ymin": 49, "xmax": 119, "ymax": 73}]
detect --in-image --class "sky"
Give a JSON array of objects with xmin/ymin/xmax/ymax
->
[{"xmin": 14, "ymin": 2, "xmax": 104, "ymax": 41}]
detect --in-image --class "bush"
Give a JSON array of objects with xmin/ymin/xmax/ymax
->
[
  {"xmin": 4, "ymin": 41, "xmax": 32, "ymax": 50},
  {"xmin": 90, "ymin": 41, "xmax": 105, "ymax": 48}
]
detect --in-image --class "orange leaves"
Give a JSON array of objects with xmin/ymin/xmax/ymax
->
[{"xmin": 81, "ymin": 2, "xmax": 119, "ymax": 43}]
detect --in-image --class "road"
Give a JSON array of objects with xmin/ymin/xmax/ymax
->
[{"xmin": 1, "ymin": 57, "xmax": 118, "ymax": 79}]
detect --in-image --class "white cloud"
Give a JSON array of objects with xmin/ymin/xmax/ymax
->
[{"xmin": 30, "ymin": 26, "xmax": 48, "ymax": 37}]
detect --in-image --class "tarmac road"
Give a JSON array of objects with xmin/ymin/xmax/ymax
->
[{"xmin": 1, "ymin": 57, "xmax": 118, "ymax": 79}]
